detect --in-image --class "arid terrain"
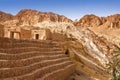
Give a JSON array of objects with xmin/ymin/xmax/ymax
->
[{"xmin": 0, "ymin": 9, "xmax": 120, "ymax": 80}]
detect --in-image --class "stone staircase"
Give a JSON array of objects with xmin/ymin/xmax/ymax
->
[{"xmin": 0, "ymin": 37, "xmax": 75, "ymax": 80}]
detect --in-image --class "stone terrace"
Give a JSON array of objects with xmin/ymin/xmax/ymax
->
[{"xmin": 0, "ymin": 37, "xmax": 75, "ymax": 80}]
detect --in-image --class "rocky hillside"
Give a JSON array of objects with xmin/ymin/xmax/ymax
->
[
  {"xmin": 0, "ymin": 11, "xmax": 13, "ymax": 22},
  {"xmin": 74, "ymin": 14, "xmax": 120, "ymax": 48},
  {"xmin": 102, "ymin": 14, "xmax": 120, "ymax": 28},
  {"xmin": 0, "ymin": 9, "xmax": 72, "ymax": 26},
  {"xmin": 74, "ymin": 14, "xmax": 102, "ymax": 27},
  {"xmin": 74, "ymin": 14, "xmax": 120, "ymax": 28},
  {"xmin": 33, "ymin": 21, "xmax": 116, "ymax": 80}
]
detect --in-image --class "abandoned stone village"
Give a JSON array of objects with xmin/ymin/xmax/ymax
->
[
  {"xmin": 0, "ymin": 24, "xmax": 75, "ymax": 80},
  {"xmin": 0, "ymin": 24, "xmax": 52, "ymax": 40}
]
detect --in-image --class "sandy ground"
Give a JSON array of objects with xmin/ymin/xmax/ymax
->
[{"xmin": 68, "ymin": 69, "xmax": 95, "ymax": 80}]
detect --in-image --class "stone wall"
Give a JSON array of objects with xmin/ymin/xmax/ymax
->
[
  {"xmin": 0, "ymin": 24, "xmax": 4, "ymax": 37},
  {"xmin": 21, "ymin": 29, "xmax": 31, "ymax": 39},
  {"xmin": 52, "ymin": 33, "xmax": 68, "ymax": 41}
]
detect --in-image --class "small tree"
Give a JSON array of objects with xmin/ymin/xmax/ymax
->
[{"xmin": 108, "ymin": 46, "xmax": 120, "ymax": 80}]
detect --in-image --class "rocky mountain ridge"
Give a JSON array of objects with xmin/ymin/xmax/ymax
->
[
  {"xmin": 0, "ymin": 9, "xmax": 73, "ymax": 26},
  {"xmin": 74, "ymin": 14, "xmax": 120, "ymax": 28},
  {"xmin": 0, "ymin": 9, "xmax": 120, "ymax": 28}
]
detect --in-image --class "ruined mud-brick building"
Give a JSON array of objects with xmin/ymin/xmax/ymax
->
[
  {"xmin": 31, "ymin": 27, "xmax": 52, "ymax": 40},
  {"xmin": 4, "ymin": 26, "xmax": 21, "ymax": 39},
  {"xmin": 0, "ymin": 25, "xmax": 52, "ymax": 40},
  {"xmin": 1, "ymin": 26, "xmax": 31, "ymax": 39}
]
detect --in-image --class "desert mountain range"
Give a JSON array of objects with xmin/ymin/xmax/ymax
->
[{"xmin": 0, "ymin": 9, "xmax": 120, "ymax": 28}]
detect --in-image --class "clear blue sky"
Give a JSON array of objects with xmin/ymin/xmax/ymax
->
[{"xmin": 0, "ymin": 0, "xmax": 120, "ymax": 20}]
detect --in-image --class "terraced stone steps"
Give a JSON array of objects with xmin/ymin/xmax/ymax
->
[
  {"xmin": 0, "ymin": 37, "xmax": 75, "ymax": 80},
  {"xmin": 2, "ymin": 61, "xmax": 74, "ymax": 80},
  {"xmin": 41, "ymin": 64, "xmax": 75, "ymax": 80},
  {"xmin": 0, "ymin": 54, "xmax": 66, "ymax": 68},
  {"xmin": 0, "ymin": 47, "xmax": 62, "ymax": 54},
  {"xmin": 0, "ymin": 51, "xmax": 64, "ymax": 60},
  {"xmin": 0, "ymin": 58, "xmax": 71, "ymax": 78},
  {"xmin": 0, "ymin": 43, "xmax": 59, "ymax": 49}
]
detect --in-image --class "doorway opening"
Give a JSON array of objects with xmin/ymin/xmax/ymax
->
[
  {"xmin": 35, "ymin": 34, "xmax": 39, "ymax": 39},
  {"xmin": 10, "ymin": 32, "xmax": 20, "ymax": 39}
]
